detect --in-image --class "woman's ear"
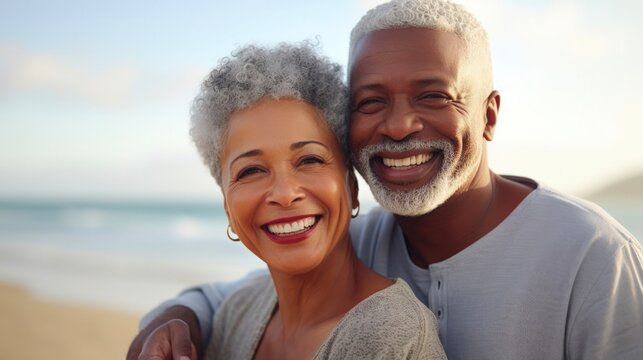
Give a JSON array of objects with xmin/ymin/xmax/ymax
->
[
  {"xmin": 349, "ymin": 171, "xmax": 360, "ymax": 211},
  {"xmin": 223, "ymin": 198, "xmax": 235, "ymax": 232}
]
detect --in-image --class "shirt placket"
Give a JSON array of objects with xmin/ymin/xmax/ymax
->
[{"xmin": 428, "ymin": 270, "xmax": 447, "ymax": 345}]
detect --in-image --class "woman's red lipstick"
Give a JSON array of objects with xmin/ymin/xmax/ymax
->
[{"xmin": 263, "ymin": 215, "xmax": 318, "ymax": 245}]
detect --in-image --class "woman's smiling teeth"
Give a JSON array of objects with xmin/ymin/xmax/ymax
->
[
  {"xmin": 382, "ymin": 153, "xmax": 432, "ymax": 168},
  {"xmin": 267, "ymin": 216, "xmax": 316, "ymax": 235}
]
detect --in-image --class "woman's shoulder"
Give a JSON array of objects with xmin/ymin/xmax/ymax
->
[
  {"xmin": 217, "ymin": 273, "xmax": 274, "ymax": 319},
  {"xmin": 315, "ymin": 279, "xmax": 446, "ymax": 359},
  {"xmin": 213, "ymin": 274, "xmax": 274, "ymax": 337},
  {"xmin": 207, "ymin": 274, "xmax": 276, "ymax": 360},
  {"xmin": 225, "ymin": 273, "xmax": 273, "ymax": 302},
  {"xmin": 352, "ymin": 278, "xmax": 439, "ymax": 333}
]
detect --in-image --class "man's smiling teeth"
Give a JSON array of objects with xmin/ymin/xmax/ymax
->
[
  {"xmin": 382, "ymin": 153, "xmax": 432, "ymax": 168},
  {"xmin": 267, "ymin": 217, "xmax": 316, "ymax": 235}
]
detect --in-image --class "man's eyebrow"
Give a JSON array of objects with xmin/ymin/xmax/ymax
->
[
  {"xmin": 230, "ymin": 149, "xmax": 262, "ymax": 168},
  {"xmin": 291, "ymin": 140, "xmax": 329, "ymax": 151},
  {"xmin": 351, "ymin": 83, "xmax": 384, "ymax": 96},
  {"xmin": 352, "ymin": 78, "xmax": 451, "ymax": 95},
  {"xmin": 414, "ymin": 78, "xmax": 450, "ymax": 87}
]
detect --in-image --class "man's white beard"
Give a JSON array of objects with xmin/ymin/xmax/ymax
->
[{"xmin": 354, "ymin": 139, "xmax": 480, "ymax": 217}]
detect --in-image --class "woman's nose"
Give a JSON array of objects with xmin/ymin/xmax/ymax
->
[{"xmin": 265, "ymin": 172, "xmax": 305, "ymax": 207}]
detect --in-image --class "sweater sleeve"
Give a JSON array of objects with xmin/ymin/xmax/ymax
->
[{"xmin": 139, "ymin": 267, "xmax": 268, "ymax": 348}]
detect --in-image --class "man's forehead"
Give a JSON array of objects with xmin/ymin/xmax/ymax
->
[{"xmin": 349, "ymin": 28, "xmax": 466, "ymax": 82}]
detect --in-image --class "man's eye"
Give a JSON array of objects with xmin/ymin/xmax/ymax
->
[
  {"xmin": 237, "ymin": 167, "xmax": 263, "ymax": 179},
  {"xmin": 354, "ymin": 98, "xmax": 386, "ymax": 114},
  {"xmin": 418, "ymin": 92, "xmax": 451, "ymax": 103}
]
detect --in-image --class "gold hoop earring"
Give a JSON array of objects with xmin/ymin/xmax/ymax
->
[
  {"xmin": 226, "ymin": 225, "xmax": 239, "ymax": 241},
  {"xmin": 351, "ymin": 206, "xmax": 360, "ymax": 218}
]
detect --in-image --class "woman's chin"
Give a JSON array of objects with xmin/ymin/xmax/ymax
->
[{"xmin": 267, "ymin": 256, "xmax": 323, "ymax": 276}]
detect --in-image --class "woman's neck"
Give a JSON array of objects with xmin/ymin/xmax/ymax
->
[
  {"xmin": 257, "ymin": 237, "xmax": 392, "ymax": 359},
  {"xmin": 269, "ymin": 238, "xmax": 362, "ymax": 330}
]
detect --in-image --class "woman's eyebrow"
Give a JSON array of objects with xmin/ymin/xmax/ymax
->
[
  {"xmin": 290, "ymin": 140, "xmax": 329, "ymax": 151},
  {"xmin": 229, "ymin": 141, "xmax": 329, "ymax": 168},
  {"xmin": 230, "ymin": 149, "xmax": 262, "ymax": 168}
]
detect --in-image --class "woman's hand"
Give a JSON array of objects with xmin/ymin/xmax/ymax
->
[{"xmin": 127, "ymin": 306, "xmax": 201, "ymax": 360}]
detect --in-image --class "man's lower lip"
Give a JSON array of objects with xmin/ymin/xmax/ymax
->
[
  {"xmin": 264, "ymin": 224, "xmax": 316, "ymax": 245},
  {"xmin": 372, "ymin": 155, "xmax": 440, "ymax": 187}
]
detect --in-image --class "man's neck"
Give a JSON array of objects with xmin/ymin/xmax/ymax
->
[{"xmin": 397, "ymin": 172, "xmax": 534, "ymax": 267}]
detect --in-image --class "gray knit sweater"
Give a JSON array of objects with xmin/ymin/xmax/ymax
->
[{"xmin": 204, "ymin": 274, "xmax": 446, "ymax": 359}]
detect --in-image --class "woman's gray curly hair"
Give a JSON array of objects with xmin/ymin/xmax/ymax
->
[{"xmin": 190, "ymin": 41, "xmax": 349, "ymax": 186}]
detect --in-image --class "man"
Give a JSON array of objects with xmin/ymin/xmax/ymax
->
[{"xmin": 129, "ymin": 0, "xmax": 643, "ymax": 359}]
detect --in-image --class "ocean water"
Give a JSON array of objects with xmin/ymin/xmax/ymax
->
[
  {"xmin": 0, "ymin": 198, "xmax": 641, "ymax": 313},
  {"xmin": 0, "ymin": 199, "xmax": 264, "ymax": 313}
]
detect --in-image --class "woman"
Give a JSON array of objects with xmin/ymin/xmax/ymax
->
[{"xmin": 190, "ymin": 42, "xmax": 446, "ymax": 359}]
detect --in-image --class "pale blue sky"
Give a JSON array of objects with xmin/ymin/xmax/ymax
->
[{"xmin": 1, "ymin": 0, "xmax": 642, "ymax": 202}]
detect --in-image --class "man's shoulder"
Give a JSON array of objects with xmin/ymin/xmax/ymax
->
[
  {"xmin": 351, "ymin": 205, "xmax": 393, "ymax": 226},
  {"xmin": 349, "ymin": 206, "xmax": 400, "ymax": 257},
  {"xmin": 504, "ymin": 175, "xmax": 616, "ymax": 220},
  {"xmin": 504, "ymin": 177, "xmax": 638, "ymax": 247},
  {"xmin": 349, "ymin": 206, "xmax": 395, "ymax": 236},
  {"xmin": 534, "ymin": 185, "xmax": 627, "ymax": 227}
]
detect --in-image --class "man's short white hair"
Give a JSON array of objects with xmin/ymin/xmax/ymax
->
[{"xmin": 348, "ymin": 0, "xmax": 492, "ymax": 88}]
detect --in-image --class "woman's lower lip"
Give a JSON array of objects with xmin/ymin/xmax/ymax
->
[{"xmin": 264, "ymin": 222, "xmax": 316, "ymax": 245}]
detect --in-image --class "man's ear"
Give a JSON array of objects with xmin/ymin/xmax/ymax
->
[{"xmin": 484, "ymin": 90, "xmax": 501, "ymax": 141}]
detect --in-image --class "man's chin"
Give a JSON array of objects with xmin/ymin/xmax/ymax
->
[
  {"xmin": 369, "ymin": 179, "xmax": 451, "ymax": 217},
  {"xmin": 374, "ymin": 180, "xmax": 428, "ymax": 194}
]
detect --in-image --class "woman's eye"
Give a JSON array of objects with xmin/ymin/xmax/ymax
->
[
  {"xmin": 299, "ymin": 155, "xmax": 325, "ymax": 166},
  {"xmin": 237, "ymin": 167, "xmax": 263, "ymax": 179},
  {"xmin": 354, "ymin": 98, "xmax": 386, "ymax": 114}
]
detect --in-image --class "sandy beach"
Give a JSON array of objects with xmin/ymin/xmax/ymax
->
[{"xmin": 0, "ymin": 281, "xmax": 141, "ymax": 360}]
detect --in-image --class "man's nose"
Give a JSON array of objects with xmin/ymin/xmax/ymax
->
[
  {"xmin": 380, "ymin": 98, "xmax": 423, "ymax": 141},
  {"xmin": 266, "ymin": 172, "xmax": 305, "ymax": 207}
]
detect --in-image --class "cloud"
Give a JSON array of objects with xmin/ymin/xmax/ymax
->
[
  {"xmin": 470, "ymin": 0, "xmax": 643, "ymax": 192},
  {"xmin": 150, "ymin": 67, "xmax": 206, "ymax": 101},
  {"xmin": 0, "ymin": 45, "xmax": 138, "ymax": 105},
  {"xmin": 478, "ymin": 1, "xmax": 641, "ymax": 143},
  {"xmin": 0, "ymin": 43, "xmax": 209, "ymax": 110},
  {"xmin": 0, "ymin": 151, "xmax": 220, "ymax": 201}
]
